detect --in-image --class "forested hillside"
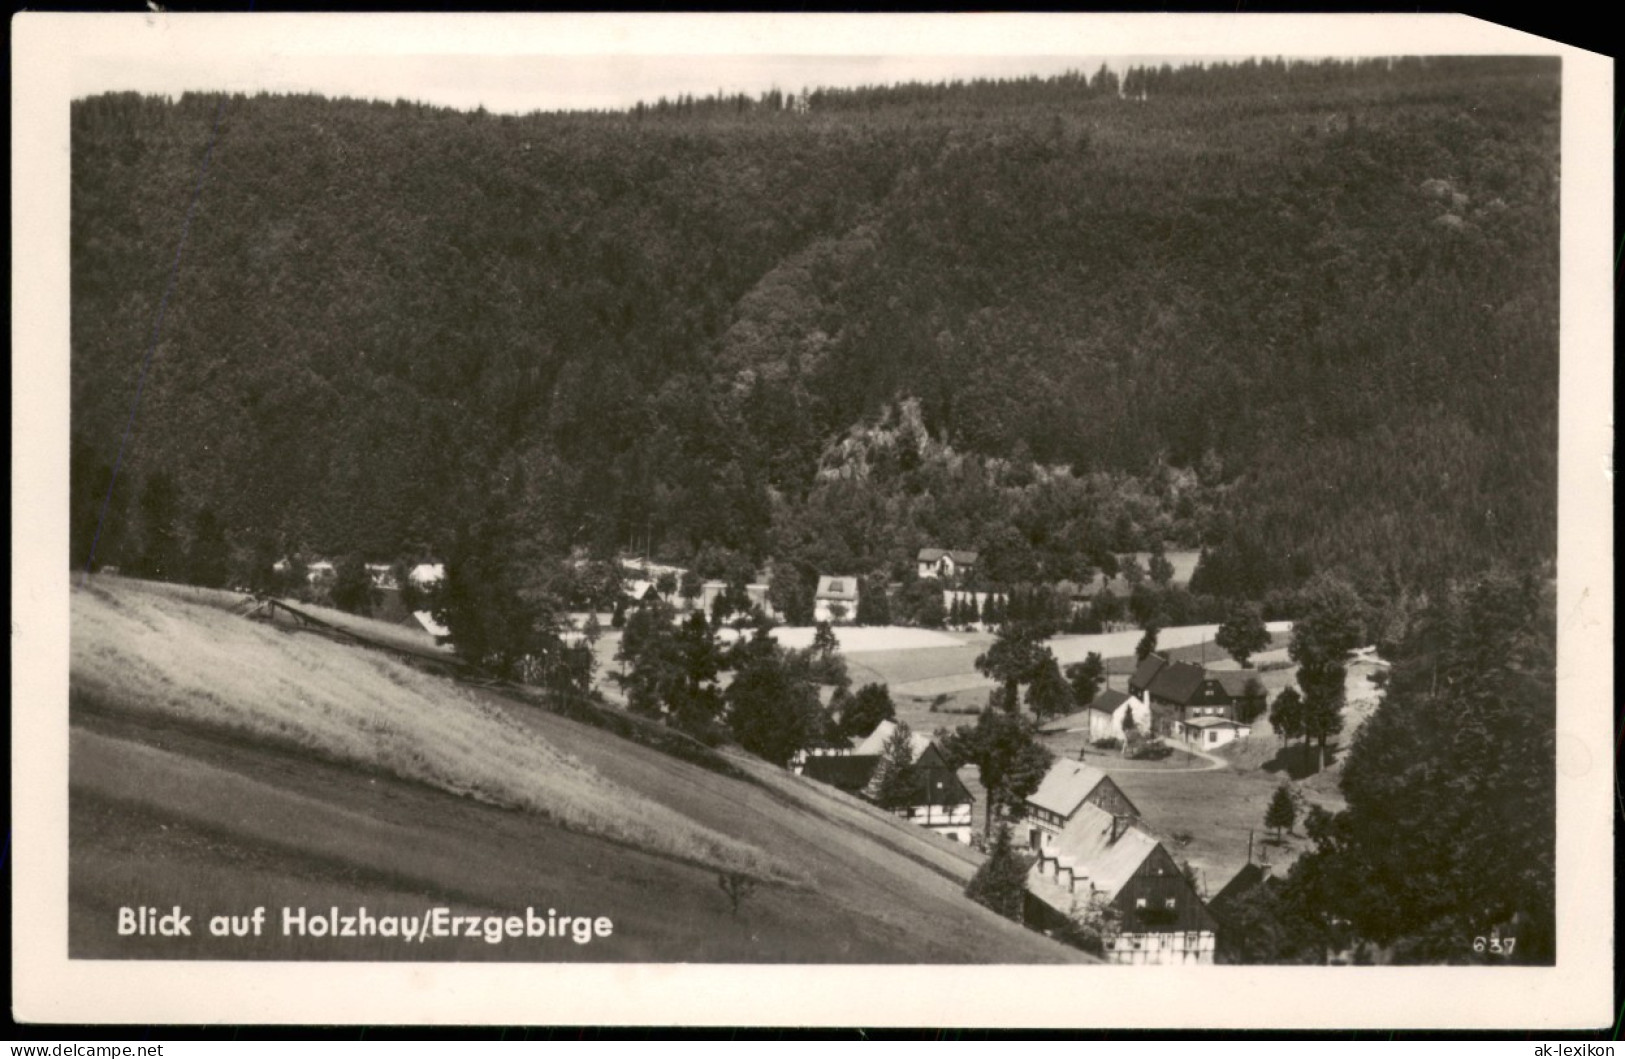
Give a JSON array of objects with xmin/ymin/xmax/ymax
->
[{"xmin": 70, "ymin": 56, "xmax": 1559, "ymax": 596}]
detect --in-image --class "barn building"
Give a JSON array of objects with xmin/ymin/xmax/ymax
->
[{"xmin": 1025, "ymin": 803, "xmax": 1219, "ymax": 965}]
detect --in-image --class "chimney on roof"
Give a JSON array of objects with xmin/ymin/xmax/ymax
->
[{"xmin": 1110, "ymin": 814, "xmax": 1131, "ymax": 843}]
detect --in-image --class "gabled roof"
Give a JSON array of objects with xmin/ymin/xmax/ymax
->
[
  {"xmin": 917, "ymin": 548, "xmax": 979, "ymax": 565},
  {"xmin": 901, "ymin": 761, "xmax": 973, "ymax": 808},
  {"xmin": 1213, "ymin": 670, "xmax": 1262, "ymax": 698},
  {"xmin": 803, "ymin": 754, "xmax": 880, "ymax": 793},
  {"xmin": 1208, "ymin": 863, "xmax": 1278, "ymax": 929},
  {"xmin": 1129, "ymin": 653, "xmax": 1167, "ymax": 691},
  {"xmin": 412, "ymin": 610, "xmax": 450, "ymax": 639},
  {"xmin": 1089, "ymin": 689, "xmax": 1132, "ymax": 715},
  {"xmin": 1182, "ymin": 715, "xmax": 1249, "ymax": 729},
  {"xmin": 1146, "ymin": 660, "xmax": 1206, "ymax": 704},
  {"xmin": 1026, "ymin": 759, "xmax": 1111, "ymax": 818},
  {"xmin": 1037, "ymin": 709, "xmax": 1094, "ymax": 734},
  {"xmin": 815, "ymin": 575, "xmax": 860, "ymax": 600},
  {"xmin": 852, "ymin": 719, "xmax": 932, "ymax": 761},
  {"xmin": 1035, "ymin": 802, "xmax": 1163, "ymax": 904}
]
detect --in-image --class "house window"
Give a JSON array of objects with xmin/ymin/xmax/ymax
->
[
  {"xmin": 1135, "ymin": 897, "xmax": 1147, "ymax": 909},
  {"xmin": 1164, "ymin": 898, "xmax": 1176, "ymax": 910},
  {"xmin": 827, "ymin": 580, "xmax": 844, "ymax": 593}
]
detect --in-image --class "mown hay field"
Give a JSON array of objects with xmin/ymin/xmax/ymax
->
[{"xmin": 71, "ymin": 577, "xmax": 795, "ymax": 884}]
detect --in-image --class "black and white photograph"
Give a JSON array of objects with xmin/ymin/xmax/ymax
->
[{"xmin": 12, "ymin": 12, "xmax": 1613, "ymax": 1029}]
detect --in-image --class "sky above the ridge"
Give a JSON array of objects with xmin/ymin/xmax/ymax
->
[{"xmin": 49, "ymin": 13, "xmax": 1504, "ymax": 116}]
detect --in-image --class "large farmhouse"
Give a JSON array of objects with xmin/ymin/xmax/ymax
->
[
  {"xmin": 1129, "ymin": 654, "xmax": 1260, "ymax": 737},
  {"xmin": 1024, "ymin": 803, "xmax": 1219, "ymax": 965},
  {"xmin": 802, "ymin": 722, "xmax": 975, "ymax": 844},
  {"xmin": 1020, "ymin": 758, "xmax": 1140, "ymax": 854}
]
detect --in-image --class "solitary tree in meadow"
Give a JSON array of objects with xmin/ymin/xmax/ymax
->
[{"xmin": 1265, "ymin": 783, "xmax": 1298, "ymax": 841}]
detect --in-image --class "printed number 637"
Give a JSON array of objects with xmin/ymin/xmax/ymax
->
[{"xmin": 1473, "ymin": 936, "xmax": 1516, "ymax": 955}]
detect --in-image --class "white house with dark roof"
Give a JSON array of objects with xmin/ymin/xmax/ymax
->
[
  {"xmin": 813, "ymin": 575, "xmax": 860, "ymax": 624},
  {"xmin": 917, "ymin": 548, "xmax": 979, "ymax": 581},
  {"xmin": 1039, "ymin": 689, "xmax": 1147, "ymax": 744},
  {"xmin": 1172, "ymin": 715, "xmax": 1253, "ymax": 750}
]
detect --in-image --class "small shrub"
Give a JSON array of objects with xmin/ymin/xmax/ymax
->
[
  {"xmin": 1126, "ymin": 738, "xmax": 1174, "ymax": 761},
  {"xmin": 718, "ymin": 871, "xmax": 757, "ymax": 915},
  {"xmin": 1091, "ymin": 737, "xmax": 1122, "ymax": 751}
]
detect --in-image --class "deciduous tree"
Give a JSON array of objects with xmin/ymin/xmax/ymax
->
[
  {"xmin": 1216, "ymin": 603, "xmax": 1271, "ymax": 669},
  {"xmin": 976, "ymin": 623, "xmax": 1053, "ymax": 713},
  {"xmin": 840, "ymin": 682, "xmax": 896, "ymax": 740},
  {"xmin": 1065, "ymin": 652, "xmax": 1106, "ymax": 705}
]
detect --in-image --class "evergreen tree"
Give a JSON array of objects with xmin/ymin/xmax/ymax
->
[
  {"xmin": 855, "ymin": 574, "xmax": 891, "ymax": 625},
  {"xmin": 330, "ymin": 553, "xmax": 380, "ymax": 615},
  {"xmin": 867, "ymin": 722, "xmax": 919, "ymax": 810},
  {"xmin": 133, "ymin": 471, "xmax": 184, "ymax": 581},
  {"xmin": 1265, "ymin": 784, "xmax": 1298, "ymax": 841},
  {"xmin": 185, "ymin": 507, "xmax": 231, "ymax": 588},
  {"xmin": 1148, "ymin": 544, "xmax": 1175, "ymax": 587},
  {"xmin": 1135, "ymin": 623, "xmax": 1160, "ymax": 663},
  {"xmin": 965, "ymin": 822, "xmax": 1031, "ymax": 922}
]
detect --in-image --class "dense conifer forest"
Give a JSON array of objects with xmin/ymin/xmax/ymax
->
[{"xmin": 70, "ymin": 56, "xmax": 1559, "ymax": 598}]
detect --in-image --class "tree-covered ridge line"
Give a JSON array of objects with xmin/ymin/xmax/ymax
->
[{"xmin": 72, "ymin": 55, "xmax": 1557, "ymax": 597}]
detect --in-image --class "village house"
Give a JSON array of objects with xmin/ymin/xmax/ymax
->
[
  {"xmin": 801, "ymin": 721, "xmax": 975, "ymax": 844},
  {"xmin": 1024, "ymin": 803, "xmax": 1219, "ymax": 965},
  {"xmin": 364, "ymin": 563, "xmax": 398, "ymax": 591},
  {"xmin": 689, "ymin": 580, "xmax": 776, "ymax": 619},
  {"xmin": 916, "ymin": 548, "xmax": 979, "ymax": 582},
  {"xmin": 1172, "ymin": 715, "xmax": 1254, "ymax": 750},
  {"xmin": 408, "ymin": 562, "xmax": 445, "ymax": 588},
  {"xmin": 813, "ymin": 575, "xmax": 860, "ymax": 624},
  {"xmin": 1129, "ymin": 654, "xmax": 1260, "ymax": 738},
  {"xmin": 1038, "ymin": 689, "xmax": 1147, "ymax": 744},
  {"xmin": 1020, "ymin": 758, "xmax": 1141, "ymax": 854},
  {"xmin": 411, "ymin": 609, "xmax": 453, "ymax": 646}
]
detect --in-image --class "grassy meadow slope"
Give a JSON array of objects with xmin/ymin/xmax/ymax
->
[{"xmin": 69, "ymin": 576, "xmax": 1084, "ymax": 962}]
